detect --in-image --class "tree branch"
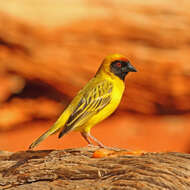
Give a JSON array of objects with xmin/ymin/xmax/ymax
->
[{"xmin": 0, "ymin": 147, "xmax": 190, "ymax": 189}]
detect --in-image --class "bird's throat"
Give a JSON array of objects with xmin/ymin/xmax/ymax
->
[{"xmin": 111, "ymin": 68, "xmax": 128, "ymax": 81}]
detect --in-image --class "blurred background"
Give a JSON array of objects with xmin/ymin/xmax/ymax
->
[{"xmin": 0, "ymin": 0, "xmax": 190, "ymax": 152}]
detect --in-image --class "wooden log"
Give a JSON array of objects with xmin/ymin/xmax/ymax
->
[{"xmin": 1, "ymin": 147, "xmax": 190, "ymax": 189}]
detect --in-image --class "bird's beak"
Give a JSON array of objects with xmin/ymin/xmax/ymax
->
[{"xmin": 128, "ymin": 63, "xmax": 137, "ymax": 72}]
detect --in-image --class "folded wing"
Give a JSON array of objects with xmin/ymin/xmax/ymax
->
[{"xmin": 58, "ymin": 80, "xmax": 113, "ymax": 138}]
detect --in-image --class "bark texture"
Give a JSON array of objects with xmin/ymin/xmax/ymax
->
[
  {"xmin": 1, "ymin": 147, "xmax": 190, "ymax": 190},
  {"xmin": 0, "ymin": 1, "xmax": 190, "ymax": 154}
]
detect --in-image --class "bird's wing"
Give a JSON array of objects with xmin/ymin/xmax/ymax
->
[{"xmin": 58, "ymin": 80, "xmax": 113, "ymax": 138}]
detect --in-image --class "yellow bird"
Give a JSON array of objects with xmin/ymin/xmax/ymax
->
[{"xmin": 29, "ymin": 54, "xmax": 137, "ymax": 149}]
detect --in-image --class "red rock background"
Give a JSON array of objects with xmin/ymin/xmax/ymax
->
[{"xmin": 0, "ymin": 0, "xmax": 190, "ymax": 152}]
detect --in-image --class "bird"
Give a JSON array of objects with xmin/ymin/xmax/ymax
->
[{"xmin": 29, "ymin": 54, "xmax": 137, "ymax": 149}]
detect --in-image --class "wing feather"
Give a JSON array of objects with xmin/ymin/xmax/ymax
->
[{"xmin": 58, "ymin": 80, "xmax": 113, "ymax": 138}]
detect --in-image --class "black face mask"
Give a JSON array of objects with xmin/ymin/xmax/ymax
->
[{"xmin": 110, "ymin": 60, "xmax": 137, "ymax": 80}]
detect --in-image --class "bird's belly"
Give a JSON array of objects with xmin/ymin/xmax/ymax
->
[{"xmin": 90, "ymin": 98, "xmax": 120, "ymax": 123}]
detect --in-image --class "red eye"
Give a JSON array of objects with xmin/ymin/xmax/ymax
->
[{"xmin": 116, "ymin": 62, "xmax": 122, "ymax": 67}]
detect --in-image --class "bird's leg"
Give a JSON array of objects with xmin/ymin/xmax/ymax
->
[
  {"xmin": 81, "ymin": 132, "xmax": 117, "ymax": 150},
  {"xmin": 81, "ymin": 132, "xmax": 94, "ymax": 146},
  {"xmin": 88, "ymin": 133, "xmax": 122, "ymax": 150},
  {"xmin": 87, "ymin": 133, "xmax": 105, "ymax": 148}
]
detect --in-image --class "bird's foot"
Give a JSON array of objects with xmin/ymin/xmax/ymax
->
[
  {"xmin": 97, "ymin": 144, "xmax": 132, "ymax": 151},
  {"xmin": 87, "ymin": 144, "xmax": 99, "ymax": 148},
  {"xmin": 97, "ymin": 145, "xmax": 123, "ymax": 151}
]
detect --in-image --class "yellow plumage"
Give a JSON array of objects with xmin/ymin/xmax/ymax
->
[{"xmin": 29, "ymin": 54, "xmax": 137, "ymax": 149}]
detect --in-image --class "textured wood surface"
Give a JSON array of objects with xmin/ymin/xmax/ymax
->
[
  {"xmin": 1, "ymin": 148, "xmax": 190, "ymax": 189},
  {"xmin": 0, "ymin": 1, "xmax": 190, "ymax": 153}
]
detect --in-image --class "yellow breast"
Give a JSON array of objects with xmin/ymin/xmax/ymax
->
[{"xmin": 82, "ymin": 76, "xmax": 125, "ymax": 133}]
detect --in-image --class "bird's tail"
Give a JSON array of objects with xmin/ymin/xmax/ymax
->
[
  {"xmin": 28, "ymin": 123, "xmax": 61, "ymax": 150},
  {"xmin": 28, "ymin": 110, "xmax": 71, "ymax": 150}
]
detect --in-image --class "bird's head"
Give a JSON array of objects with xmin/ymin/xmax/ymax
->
[{"xmin": 98, "ymin": 54, "xmax": 137, "ymax": 80}]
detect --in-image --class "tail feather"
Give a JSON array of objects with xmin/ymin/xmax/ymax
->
[
  {"xmin": 58, "ymin": 125, "xmax": 71, "ymax": 139},
  {"xmin": 28, "ymin": 125, "xmax": 60, "ymax": 150},
  {"xmin": 28, "ymin": 108, "xmax": 72, "ymax": 150}
]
